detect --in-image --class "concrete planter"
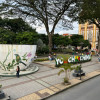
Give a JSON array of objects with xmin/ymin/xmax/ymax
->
[
  {"xmin": 63, "ymin": 82, "xmax": 71, "ymax": 85},
  {"xmin": 73, "ymin": 69, "xmax": 85, "ymax": 77}
]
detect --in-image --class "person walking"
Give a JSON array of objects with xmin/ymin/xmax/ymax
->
[{"xmin": 16, "ymin": 66, "xmax": 20, "ymax": 78}]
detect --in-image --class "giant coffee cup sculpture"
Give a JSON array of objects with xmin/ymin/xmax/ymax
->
[{"xmin": 0, "ymin": 44, "xmax": 37, "ymax": 76}]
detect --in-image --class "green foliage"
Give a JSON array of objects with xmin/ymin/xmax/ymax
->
[
  {"xmin": 53, "ymin": 34, "xmax": 72, "ymax": 47},
  {"xmin": 62, "ymin": 48, "xmax": 73, "ymax": 53},
  {"xmin": 0, "ymin": 85, "xmax": 2, "ymax": 88},
  {"xmin": 36, "ymin": 39, "xmax": 49, "ymax": 54},
  {"xmin": 16, "ymin": 32, "xmax": 38, "ymax": 44},
  {"xmin": 37, "ymin": 39, "xmax": 44, "ymax": 50},
  {"xmin": 0, "ymin": 17, "xmax": 36, "ymax": 33},
  {"xmin": 0, "ymin": 17, "xmax": 38, "ymax": 44},
  {"xmin": 83, "ymin": 40, "xmax": 90, "ymax": 47},
  {"xmin": 68, "ymin": 0, "xmax": 100, "ymax": 52},
  {"xmin": 38, "ymin": 34, "xmax": 48, "ymax": 45},
  {"xmin": 7, "ymin": 59, "xmax": 16, "ymax": 71},
  {"xmin": 0, "ymin": 52, "xmax": 28, "ymax": 71},
  {"xmin": 58, "ymin": 63, "xmax": 75, "ymax": 83},
  {"xmin": 78, "ymin": 0, "xmax": 100, "ymax": 23},
  {"xmin": 41, "ymin": 46, "xmax": 49, "ymax": 54},
  {"xmin": 58, "ymin": 69, "xmax": 64, "ymax": 76},
  {"xmin": 71, "ymin": 35, "xmax": 84, "ymax": 47},
  {"xmin": 22, "ymin": 53, "xmax": 28, "ymax": 61},
  {"xmin": 0, "ymin": 28, "xmax": 16, "ymax": 44},
  {"xmin": 34, "ymin": 58, "xmax": 49, "ymax": 62},
  {"xmin": 0, "ymin": 0, "xmax": 78, "ymax": 52},
  {"xmin": 60, "ymin": 63, "xmax": 74, "ymax": 71},
  {"xmin": 71, "ymin": 59, "xmax": 91, "ymax": 64},
  {"xmin": 75, "ymin": 65, "xmax": 81, "ymax": 71},
  {"xmin": 57, "ymin": 54, "xmax": 71, "ymax": 61}
]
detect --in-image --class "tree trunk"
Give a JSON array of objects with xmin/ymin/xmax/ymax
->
[
  {"xmin": 48, "ymin": 34, "xmax": 53, "ymax": 53},
  {"xmin": 65, "ymin": 70, "xmax": 69, "ymax": 81},
  {"xmin": 98, "ymin": 29, "xmax": 100, "ymax": 53}
]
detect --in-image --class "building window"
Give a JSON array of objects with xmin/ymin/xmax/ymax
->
[
  {"xmin": 96, "ymin": 31, "xmax": 99, "ymax": 41},
  {"xmin": 88, "ymin": 31, "xmax": 92, "ymax": 42}
]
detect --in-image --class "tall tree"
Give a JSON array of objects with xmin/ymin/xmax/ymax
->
[
  {"xmin": 0, "ymin": 0, "xmax": 78, "ymax": 52},
  {"xmin": 53, "ymin": 34, "xmax": 72, "ymax": 47},
  {"xmin": 0, "ymin": 17, "xmax": 36, "ymax": 33},
  {"xmin": 69, "ymin": 0, "xmax": 100, "ymax": 52},
  {"xmin": 71, "ymin": 34, "xmax": 84, "ymax": 47},
  {"xmin": 16, "ymin": 32, "xmax": 38, "ymax": 44},
  {"xmin": 38, "ymin": 34, "xmax": 48, "ymax": 45},
  {"xmin": 0, "ymin": 27, "xmax": 16, "ymax": 44}
]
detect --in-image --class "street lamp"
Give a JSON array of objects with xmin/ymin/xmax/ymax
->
[
  {"xmin": 79, "ymin": 42, "xmax": 84, "ymax": 80},
  {"xmin": 79, "ymin": 64, "xmax": 82, "ymax": 80}
]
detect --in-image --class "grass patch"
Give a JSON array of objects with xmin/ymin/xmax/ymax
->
[
  {"xmin": 57, "ymin": 54, "xmax": 71, "ymax": 61},
  {"xmin": 34, "ymin": 58, "xmax": 49, "ymax": 62}
]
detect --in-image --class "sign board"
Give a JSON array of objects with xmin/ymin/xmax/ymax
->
[{"xmin": 55, "ymin": 55, "xmax": 91, "ymax": 66}]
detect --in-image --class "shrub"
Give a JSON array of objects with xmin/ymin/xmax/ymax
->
[
  {"xmin": 75, "ymin": 65, "xmax": 81, "ymax": 71},
  {"xmin": 71, "ymin": 59, "xmax": 91, "ymax": 64},
  {"xmin": 42, "ymin": 46, "xmax": 49, "ymax": 54},
  {"xmin": 36, "ymin": 46, "xmax": 49, "ymax": 54},
  {"xmin": 34, "ymin": 58, "xmax": 49, "ymax": 62},
  {"xmin": 62, "ymin": 48, "xmax": 73, "ymax": 53}
]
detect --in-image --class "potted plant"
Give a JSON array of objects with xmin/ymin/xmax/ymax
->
[
  {"xmin": 73, "ymin": 64, "xmax": 85, "ymax": 77},
  {"xmin": 58, "ymin": 63, "xmax": 75, "ymax": 85}
]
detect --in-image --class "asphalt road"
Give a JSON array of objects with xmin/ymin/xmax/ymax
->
[{"xmin": 46, "ymin": 75, "xmax": 100, "ymax": 100}]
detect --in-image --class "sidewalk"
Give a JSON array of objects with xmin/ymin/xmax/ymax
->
[
  {"xmin": 17, "ymin": 70, "xmax": 100, "ymax": 100},
  {"xmin": 0, "ymin": 56, "xmax": 100, "ymax": 100}
]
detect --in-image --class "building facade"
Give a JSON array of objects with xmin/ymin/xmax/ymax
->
[
  {"xmin": 79, "ymin": 23, "xmax": 99, "ymax": 50},
  {"xmin": 63, "ymin": 33, "xmax": 72, "ymax": 38}
]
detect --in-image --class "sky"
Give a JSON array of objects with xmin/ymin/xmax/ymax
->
[
  {"xmin": 0, "ymin": 0, "xmax": 79, "ymax": 35},
  {"xmin": 35, "ymin": 22, "xmax": 79, "ymax": 35}
]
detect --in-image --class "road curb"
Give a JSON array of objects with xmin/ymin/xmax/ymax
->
[{"xmin": 42, "ymin": 71, "xmax": 100, "ymax": 100}]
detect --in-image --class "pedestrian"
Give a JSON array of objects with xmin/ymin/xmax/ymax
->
[
  {"xmin": 34, "ymin": 53, "xmax": 37, "ymax": 59},
  {"xmin": 98, "ymin": 55, "xmax": 100, "ymax": 62},
  {"xmin": 53, "ymin": 53, "xmax": 56, "ymax": 59},
  {"xmin": 16, "ymin": 66, "xmax": 20, "ymax": 78},
  {"xmin": 48, "ymin": 54, "xmax": 52, "ymax": 61}
]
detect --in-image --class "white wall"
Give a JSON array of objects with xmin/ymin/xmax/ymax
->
[{"xmin": 0, "ymin": 44, "xmax": 37, "ymax": 70}]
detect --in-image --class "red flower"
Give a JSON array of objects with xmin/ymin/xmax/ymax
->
[{"xmin": 64, "ymin": 61, "xmax": 68, "ymax": 63}]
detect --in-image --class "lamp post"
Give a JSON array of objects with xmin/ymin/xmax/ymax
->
[
  {"xmin": 79, "ymin": 64, "xmax": 82, "ymax": 80},
  {"xmin": 79, "ymin": 42, "xmax": 84, "ymax": 80}
]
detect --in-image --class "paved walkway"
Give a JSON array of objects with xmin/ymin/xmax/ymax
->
[{"xmin": 0, "ymin": 56, "xmax": 100, "ymax": 100}]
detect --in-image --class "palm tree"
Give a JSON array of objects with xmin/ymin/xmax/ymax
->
[{"xmin": 58, "ymin": 63, "xmax": 75, "ymax": 83}]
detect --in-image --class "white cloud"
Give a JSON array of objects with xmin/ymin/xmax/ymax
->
[
  {"xmin": 0, "ymin": 0, "xmax": 79, "ymax": 35},
  {"xmin": 36, "ymin": 26, "xmax": 47, "ymax": 34},
  {"xmin": 35, "ymin": 22, "xmax": 79, "ymax": 35}
]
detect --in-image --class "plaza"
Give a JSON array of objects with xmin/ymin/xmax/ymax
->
[
  {"xmin": 0, "ymin": 56, "xmax": 100, "ymax": 100},
  {"xmin": 0, "ymin": 1, "xmax": 100, "ymax": 100}
]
